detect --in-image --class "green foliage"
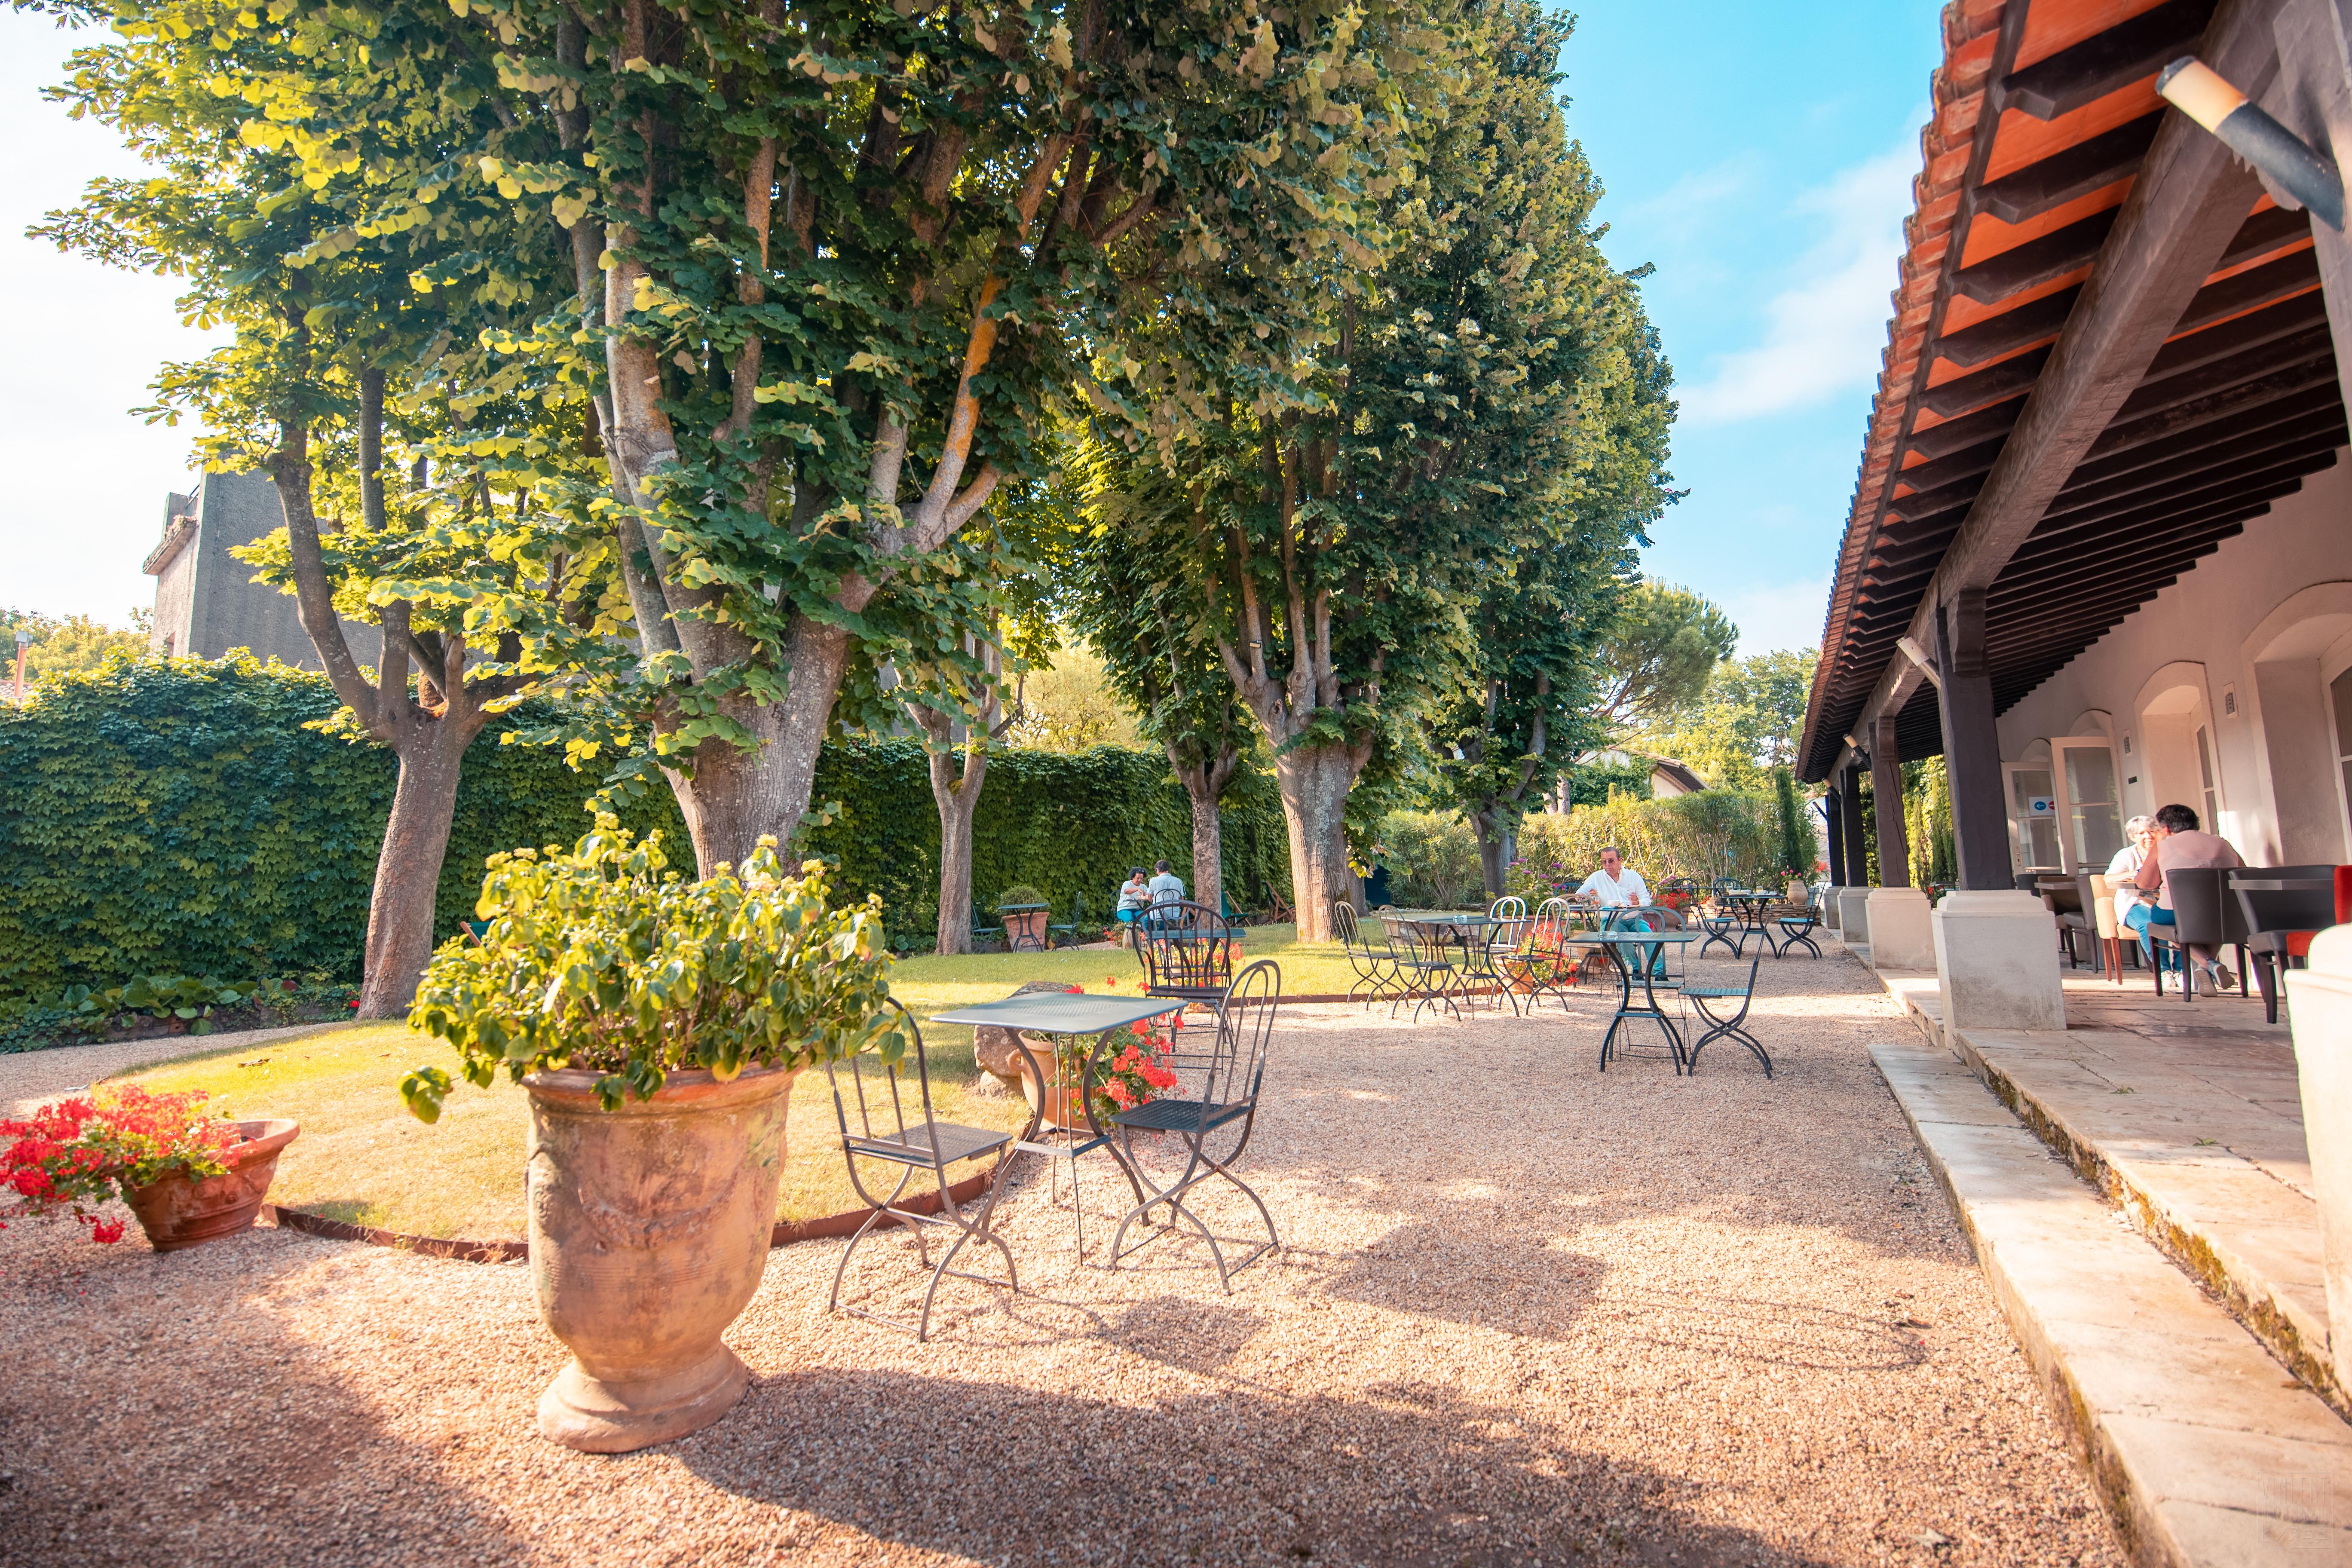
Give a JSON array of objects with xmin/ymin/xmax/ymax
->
[
  {"xmin": 1567, "ymin": 757, "xmax": 1653, "ymax": 806},
  {"xmin": 800, "ymin": 741, "xmax": 1290, "ymax": 945},
  {"xmin": 1639, "ymin": 647, "xmax": 1819, "ymax": 790},
  {"xmin": 995, "ymin": 885, "xmax": 1050, "ymax": 911},
  {"xmin": 1772, "ymin": 767, "xmax": 1816, "ymax": 880},
  {"xmin": 0, "ymin": 610, "xmax": 150, "ymax": 691},
  {"xmin": 1589, "ymin": 581, "xmax": 1738, "ymax": 736},
  {"xmin": 0, "ymin": 655, "xmax": 682, "ymax": 1004},
  {"xmin": 406, "ymin": 821, "xmax": 900, "ymax": 1116},
  {"xmin": 1905, "ymin": 758, "xmax": 1957, "ymax": 887},
  {"xmin": 1504, "ymin": 794, "xmax": 1781, "ymax": 901},
  {"xmin": 1372, "ymin": 811, "xmax": 1482, "ymax": 910}
]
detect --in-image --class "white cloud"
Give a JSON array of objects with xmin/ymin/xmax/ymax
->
[
  {"xmin": 1718, "ymin": 575, "xmax": 1832, "ymax": 658},
  {"xmin": 1674, "ymin": 136, "xmax": 1917, "ymax": 427}
]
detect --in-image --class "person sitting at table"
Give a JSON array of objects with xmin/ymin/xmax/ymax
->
[
  {"xmin": 2130, "ymin": 802, "xmax": 2246, "ymax": 995},
  {"xmin": 1577, "ymin": 846, "xmax": 1666, "ymax": 979},
  {"xmin": 1113, "ymin": 867, "xmax": 1151, "ymax": 946},
  {"xmin": 2104, "ymin": 816, "xmax": 2165, "ymax": 973},
  {"xmin": 1146, "ymin": 858, "xmax": 1187, "ymax": 908}
]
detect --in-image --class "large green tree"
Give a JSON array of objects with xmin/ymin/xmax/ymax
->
[
  {"xmin": 1072, "ymin": 1, "xmax": 1669, "ymax": 937},
  {"xmin": 1642, "ymin": 646, "xmax": 1817, "ymax": 790}
]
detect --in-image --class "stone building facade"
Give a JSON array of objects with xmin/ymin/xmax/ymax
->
[{"xmin": 144, "ymin": 472, "xmax": 379, "ymax": 671}]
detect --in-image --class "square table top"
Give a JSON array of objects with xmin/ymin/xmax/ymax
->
[
  {"xmin": 928, "ymin": 991, "xmax": 1191, "ymax": 1035},
  {"xmin": 1381, "ymin": 910, "xmax": 1505, "ymax": 925}
]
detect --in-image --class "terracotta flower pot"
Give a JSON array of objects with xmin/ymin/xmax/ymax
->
[
  {"xmin": 1001, "ymin": 908, "xmax": 1049, "ymax": 949},
  {"xmin": 1013, "ymin": 1051, "xmax": 1090, "ymax": 1130},
  {"xmin": 524, "ymin": 1063, "xmax": 796, "ymax": 1454},
  {"xmin": 123, "ymin": 1118, "xmax": 300, "ymax": 1252}
]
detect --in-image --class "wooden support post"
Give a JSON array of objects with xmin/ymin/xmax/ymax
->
[
  {"xmin": 1840, "ymin": 763, "xmax": 1869, "ymax": 885},
  {"xmin": 1936, "ymin": 588, "xmax": 2012, "ymax": 890},
  {"xmin": 1825, "ymin": 785, "xmax": 1848, "ymax": 887},
  {"xmin": 2270, "ymin": 0, "xmax": 2352, "ymax": 415},
  {"xmin": 1871, "ymin": 715, "xmax": 1911, "ymax": 887}
]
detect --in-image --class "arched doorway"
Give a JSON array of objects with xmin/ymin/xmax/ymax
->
[{"xmin": 2133, "ymin": 663, "xmax": 2222, "ymax": 836}]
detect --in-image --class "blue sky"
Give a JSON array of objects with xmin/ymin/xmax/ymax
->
[{"xmin": 0, "ymin": 3, "xmax": 1942, "ymax": 657}]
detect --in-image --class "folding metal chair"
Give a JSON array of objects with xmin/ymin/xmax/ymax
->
[
  {"xmin": 824, "ymin": 1001, "xmax": 1020, "ymax": 1341},
  {"xmin": 1106, "ymin": 959, "xmax": 1283, "ymax": 1291},
  {"xmin": 1333, "ymin": 900, "xmax": 1404, "ymax": 1008},
  {"xmin": 1135, "ymin": 900, "xmax": 1241, "ymax": 1004},
  {"xmin": 1463, "ymin": 896, "xmax": 1529, "ymax": 1016},
  {"xmin": 1771, "ymin": 890, "xmax": 1823, "ymax": 959},
  {"xmin": 1681, "ymin": 959, "xmax": 1772, "ymax": 1077},
  {"xmin": 1380, "ymin": 914, "xmax": 1464, "ymax": 1023}
]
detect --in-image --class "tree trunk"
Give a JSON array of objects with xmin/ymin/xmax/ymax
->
[
  {"xmin": 357, "ymin": 717, "xmax": 479, "ymax": 1017},
  {"xmin": 930, "ymin": 744, "xmax": 985, "ymax": 956},
  {"xmin": 1169, "ymin": 743, "xmax": 1239, "ymax": 919},
  {"xmin": 664, "ymin": 619, "xmax": 851, "ymax": 874},
  {"xmin": 1472, "ymin": 809, "xmax": 1514, "ymax": 901},
  {"xmin": 1273, "ymin": 743, "xmax": 1358, "ymax": 943}
]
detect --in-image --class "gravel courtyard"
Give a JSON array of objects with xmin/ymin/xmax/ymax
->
[{"xmin": 0, "ymin": 951, "xmax": 2119, "ymax": 1567}]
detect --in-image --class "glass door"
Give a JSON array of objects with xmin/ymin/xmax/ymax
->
[
  {"xmin": 2006, "ymin": 762, "xmax": 2060, "ymax": 873},
  {"xmin": 2052, "ymin": 737, "xmax": 2124, "ymax": 875}
]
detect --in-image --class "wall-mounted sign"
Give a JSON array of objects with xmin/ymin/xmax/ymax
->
[{"xmin": 2024, "ymin": 796, "xmax": 2057, "ymax": 817}]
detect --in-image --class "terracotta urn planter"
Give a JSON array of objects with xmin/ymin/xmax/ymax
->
[
  {"xmin": 1000, "ymin": 906, "xmax": 1050, "ymax": 950},
  {"xmin": 123, "ymin": 1118, "xmax": 300, "ymax": 1252},
  {"xmin": 524, "ymin": 1063, "xmax": 796, "ymax": 1453}
]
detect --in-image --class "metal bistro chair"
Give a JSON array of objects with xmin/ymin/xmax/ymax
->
[
  {"xmin": 1680, "ymin": 958, "xmax": 1772, "ymax": 1077},
  {"xmin": 1047, "ymin": 890, "xmax": 1084, "ymax": 950},
  {"xmin": 1380, "ymin": 912, "xmax": 1465, "ymax": 1023},
  {"xmin": 1106, "ymin": 959, "xmax": 1283, "ymax": 1291},
  {"xmin": 1464, "ymin": 896, "xmax": 1531, "ymax": 1016},
  {"xmin": 1135, "ymin": 900, "xmax": 1242, "ymax": 1006},
  {"xmin": 1770, "ymin": 887, "xmax": 1823, "ymax": 959},
  {"xmin": 1606, "ymin": 905, "xmax": 1685, "ymax": 991},
  {"xmin": 1333, "ymin": 900, "xmax": 1405, "ymax": 1009},
  {"xmin": 1500, "ymin": 897, "xmax": 1581, "ymax": 1012},
  {"xmin": 825, "ymin": 1001, "xmax": 1020, "ymax": 1341},
  {"xmin": 2232, "ymin": 866, "xmax": 2340, "ymax": 1025},
  {"xmin": 1694, "ymin": 894, "xmax": 1740, "ymax": 959}
]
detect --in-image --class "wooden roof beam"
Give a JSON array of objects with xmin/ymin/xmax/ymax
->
[
  {"xmin": 1850, "ymin": 0, "xmax": 2285, "ymax": 754},
  {"xmin": 1978, "ymin": 112, "xmax": 2166, "ymax": 225},
  {"xmin": 2001, "ymin": 0, "xmax": 2215, "ymax": 121}
]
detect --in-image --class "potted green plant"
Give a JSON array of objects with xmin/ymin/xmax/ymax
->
[
  {"xmin": 995, "ymin": 883, "xmax": 1053, "ymax": 950},
  {"xmin": 401, "ymin": 819, "xmax": 900, "ymax": 1454},
  {"xmin": 0, "ymin": 1084, "xmax": 299, "ymax": 1250}
]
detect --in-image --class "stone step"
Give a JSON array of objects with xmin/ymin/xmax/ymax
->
[
  {"xmin": 1869, "ymin": 963, "xmax": 2341, "ymax": 1416},
  {"xmin": 1871, "ymin": 1035, "xmax": 2352, "ymax": 1565}
]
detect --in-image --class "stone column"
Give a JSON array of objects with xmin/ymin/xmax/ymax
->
[
  {"xmin": 1836, "ymin": 886, "xmax": 1873, "ymax": 948},
  {"xmin": 1865, "ymin": 887, "xmax": 1935, "ymax": 971},
  {"xmin": 1824, "ymin": 785, "xmax": 1847, "ymax": 894},
  {"xmin": 1871, "ymin": 714, "xmax": 1910, "ymax": 888},
  {"xmin": 2288, "ymin": 927, "xmax": 2352, "ymax": 1372},
  {"xmin": 1933, "ymin": 890, "xmax": 2066, "ymax": 1045},
  {"xmin": 1936, "ymin": 589, "xmax": 2011, "ymax": 889},
  {"xmin": 1839, "ymin": 762, "xmax": 1868, "ymax": 885}
]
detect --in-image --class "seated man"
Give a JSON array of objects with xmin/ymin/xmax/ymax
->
[
  {"xmin": 1577, "ymin": 845, "xmax": 1665, "ymax": 979},
  {"xmin": 2129, "ymin": 802, "xmax": 2246, "ymax": 994},
  {"xmin": 1145, "ymin": 858, "xmax": 1187, "ymax": 908}
]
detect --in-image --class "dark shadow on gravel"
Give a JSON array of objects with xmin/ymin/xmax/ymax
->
[
  {"xmin": 676, "ymin": 1366, "xmax": 1838, "ymax": 1568},
  {"xmin": 0, "ymin": 1228, "xmax": 532, "ymax": 1568}
]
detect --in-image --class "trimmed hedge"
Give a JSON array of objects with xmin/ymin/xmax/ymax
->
[
  {"xmin": 0, "ymin": 657, "xmax": 1290, "ymax": 999},
  {"xmin": 0, "ymin": 656, "xmax": 685, "ymax": 1002}
]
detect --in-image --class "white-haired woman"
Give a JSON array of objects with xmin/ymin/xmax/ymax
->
[{"xmin": 2106, "ymin": 815, "xmax": 2161, "ymax": 968}]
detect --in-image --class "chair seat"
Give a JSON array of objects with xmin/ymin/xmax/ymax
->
[
  {"xmin": 1679, "ymin": 984, "xmax": 1748, "ymax": 1000},
  {"xmin": 1111, "ymin": 1097, "xmax": 1250, "ymax": 1134},
  {"xmin": 846, "ymin": 1120, "xmax": 1013, "ymax": 1168}
]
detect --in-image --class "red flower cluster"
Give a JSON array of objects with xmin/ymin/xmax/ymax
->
[
  {"xmin": 1100, "ymin": 1020, "xmax": 1181, "ymax": 1112},
  {"xmin": 0, "ymin": 1084, "xmax": 237, "ymax": 1244}
]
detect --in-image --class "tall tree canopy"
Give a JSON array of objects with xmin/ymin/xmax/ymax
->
[
  {"xmin": 1585, "ymin": 579, "xmax": 1736, "ymax": 741},
  {"xmin": 1069, "ymin": 1, "xmax": 1673, "ymax": 937}
]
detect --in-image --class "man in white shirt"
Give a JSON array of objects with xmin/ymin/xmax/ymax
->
[
  {"xmin": 1576, "ymin": 846, "xmax": 1650, "ymax": 908},
  {"xmin": 1577, "ymin": 846, "xmax": 1663, "ymax": 978}
]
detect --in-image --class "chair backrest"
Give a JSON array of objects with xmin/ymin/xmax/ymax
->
[
  {"xmin": 2161, "ymin": 866, "xmax": 2247, "ymax": 946},
  {"xmin": 2087, "ymin": 874, "xmax": 2121, "ymax": 938},
  {"xmin": 824, "ymin": 1000, "xmax": 944, "ymax": 1164},
  {"xmin": 1332, "ymin": 900, "xmax": 1366, "ymax": 950},
  {"xmin": 1136, "ymin": 900, "xmax": 1239, "ymax": 994},
  {"xmin": 2341, "ymin": 865, "xmax": 2352, "ymax": 926},
  {"xmin": 1215, "ymin": 959, "xmax": 1281, "ymax": 1106},
  {"xmin": 2036, "ymin": 878, "xmax": 2083, "ymax": 916},
  {"xmin": 1487, "ymin": 895, "xmax": 1528, "ymax": 950},
  {"xmin": 2229, "ymin": 868, "xmax": 2337, "ymax": 937}
]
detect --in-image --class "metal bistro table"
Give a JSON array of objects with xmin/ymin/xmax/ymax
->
[
  {"xmin": 928, "ymin": 989, "xmax": 1191, "ymax": 1256},
  {"xmin": 1570, "ymin": 929, "xmax": 1701, "ymax": 1073},
  {"xmin": 1720, "ymin": 889, "xmax": 1782, "ymax": 957},
  {"xmin": 1381, "ymin": 910, "xmax": 1512, "ymax": 1019}
]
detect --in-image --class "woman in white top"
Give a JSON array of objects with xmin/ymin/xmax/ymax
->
[{"xmin": 2104, "ymin": 816, "xmax": 2155, "ymax": 931}]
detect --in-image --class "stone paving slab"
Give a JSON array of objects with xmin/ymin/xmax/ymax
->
[
  {"xmin": 1869, "ymin": 965, "xmax": 2339, "ymax": 1413},
  {"xmin": 1871, "ymin": 1032, "xmax": 2352, "ymax": 1568}
]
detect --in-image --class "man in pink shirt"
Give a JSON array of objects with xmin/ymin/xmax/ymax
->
[{"xmin": 2131, "ymin": 802, "xmax": 2246, "ymax": 994}]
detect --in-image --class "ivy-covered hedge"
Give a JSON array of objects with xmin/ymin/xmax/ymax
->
[
  {"xmin": 0, "ymin": 657, "xmax": 1292, "ymax": 999},
  {"xmin": 0, "ymin": 656, "xmax": 684, "ymax": 1002},
  {"xmin": 804, "ymin": 740, "xmax": 1291, "ymax": 945}
]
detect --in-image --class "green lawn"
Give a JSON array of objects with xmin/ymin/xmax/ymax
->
[{"xmin": 114, "ymin": 925, "xmax": 1366, "ymax": 1242}]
